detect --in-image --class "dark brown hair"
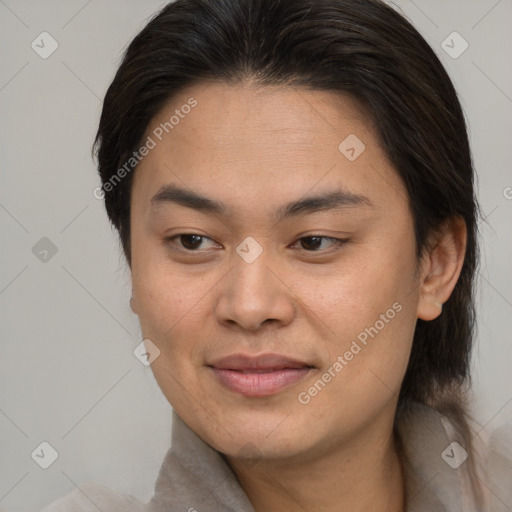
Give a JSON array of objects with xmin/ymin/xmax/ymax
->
[{"xmin": 93, "ymin": 0, "xmax": 481, "ymax": 502}]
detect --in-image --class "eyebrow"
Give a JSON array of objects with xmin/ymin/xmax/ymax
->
[{"xmin": 150, "ymin": 184, "xmax": 374, "ymax": 223}]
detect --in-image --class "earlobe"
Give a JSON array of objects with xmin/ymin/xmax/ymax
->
[
  {"xmin": 417, "ymin": 298, "xmax": 444, "ymax": 321},
  {"xmin": 417, "ymin": 216, "xmax": 467, "ymax": 321}
]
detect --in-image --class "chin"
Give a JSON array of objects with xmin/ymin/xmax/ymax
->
[{"xmin": 198, "ymin": 404, "xmax": 319, "ymax": 459}]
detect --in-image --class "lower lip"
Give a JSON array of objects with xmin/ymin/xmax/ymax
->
[{"xmin": 210, "ymin": 367, "xmax": 312, "ymax": 397}]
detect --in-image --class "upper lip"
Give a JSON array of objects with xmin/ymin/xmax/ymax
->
[{"xmin": 209, "ymin": 353, "xmax": 314, "ymax": 371}]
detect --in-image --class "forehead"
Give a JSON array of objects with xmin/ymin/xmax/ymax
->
[
  {"xmin": 132, "ymin": 81, "xmax": 406, "ymax": 212},
  {"xmin": 146, "ymin": 81, "xmax": 372, "ymax": 149}
]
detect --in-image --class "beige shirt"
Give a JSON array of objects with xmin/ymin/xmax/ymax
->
[{"xmin": 40, "ymin": 402, "xmax": 512, "ymax": 512}]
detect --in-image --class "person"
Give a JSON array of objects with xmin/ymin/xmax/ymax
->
[{"xmin": 41, "ymin": 0, "xmax": 512, "ymax": 510}]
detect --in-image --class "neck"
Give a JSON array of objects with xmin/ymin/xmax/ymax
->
[{"xmin": 225, "ymin": 416, "xmax": 405, "ymax": 512}]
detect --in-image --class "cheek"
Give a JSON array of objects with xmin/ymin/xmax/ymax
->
[
  {"xmin": 303, "ymin": 273, "xmax": 415, "ymax": 371},
  {"xmin": 296, "ymin": 238, "xmax": 418, "ymax": 389},
  {"xmin": 134, "ymin": 274, "xmax": 203, "ymax": 347},
  {"xmin": 297, "ymin": 236, "xmax": 416, "ymax": 326},
  {"xmin": 132, "ymin": 267, "xmax": 209, "ymax": 406},
  {"xmin": 130, "ymin": 231, "xmax": 204, "ymax": 337}
]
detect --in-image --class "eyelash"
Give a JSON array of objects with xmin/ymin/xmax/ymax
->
[{"xmin": 164, "ymin": 234, "xmax": 349, "ymax": 254}]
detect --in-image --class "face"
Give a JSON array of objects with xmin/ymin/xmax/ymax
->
[{"xmin": 129, "ymin": 81, "xmax": 425, "ymax": 463}]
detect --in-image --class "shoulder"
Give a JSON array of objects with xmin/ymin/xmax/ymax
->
[{"xmin": 40, "ymin": 481, "xmax": 145, "ymax": 512}]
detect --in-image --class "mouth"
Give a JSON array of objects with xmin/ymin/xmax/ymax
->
[{"xmin": 208, "ymin": 353, "xmax": 315, "ymax": 397}]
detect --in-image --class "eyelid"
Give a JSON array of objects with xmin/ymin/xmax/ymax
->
[
  {"xmin": 289, "ymin": 235, "xmax": 349, "ymax": 253},
  {"xmin": 164, "ymin": 234, "xmax": 220, "ymax": 252},
  {"xmin": 164, "ymin": 233, "xmax": 349, "ymax": 254}
]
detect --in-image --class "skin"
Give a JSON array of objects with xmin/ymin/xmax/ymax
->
[{"xmin": 129, "ymin": 81, "xmax": 466, "ymax": 512}]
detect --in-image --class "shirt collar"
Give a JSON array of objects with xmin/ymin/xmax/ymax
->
[
  {"xmin": 146, "ymin": 402, "xmax": 465, "ymax": 512},
  {"xmin": 396, "ymin": 402, "xmax": 464, "ymax": 511}
]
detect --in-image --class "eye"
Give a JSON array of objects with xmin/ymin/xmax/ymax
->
[
  {"xmin": 164, "ymin": 234, "xmax": 348, "ymax": 254},
  {"xmin": 165, "ymin": 234, "xmax": 219, "ymax": 251},
  {"xmin": 291, "ymin": 235, "xmax": 348, "ymax": 252}
]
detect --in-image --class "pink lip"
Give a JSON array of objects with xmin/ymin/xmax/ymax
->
[{"xmin": 209, "ymin": 353, "xmax": 314, "ymax": 397}]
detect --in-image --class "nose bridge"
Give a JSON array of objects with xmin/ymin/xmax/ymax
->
[
  {"xmin": 230, "ymin": 234, "xmax": 275, "ymax": 293},
  {"xmin": 233, "ymin": 247, "xmax": 273, "ymax": 296},
  {"xmin": 215, "ymin": 240, "xmax": 294, "ymax": 330}
]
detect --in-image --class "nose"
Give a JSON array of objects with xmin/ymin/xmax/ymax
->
[{"xmin": 215, "ymin": 246, "xmax": 295, "ymax": 332}]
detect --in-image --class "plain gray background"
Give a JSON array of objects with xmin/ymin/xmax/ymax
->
[{"xmin": 1, "ymin": 1, "xmax": 511, "ymax": 510}]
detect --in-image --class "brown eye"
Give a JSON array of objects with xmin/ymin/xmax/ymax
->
[
  {"xmin": 165, "ymin": 234, "xmax": 218, "ymax": 251},
  {"xmin": 296, "ymin": 236, "xmax": 347, "ymax": 252},
  {"xmin": 179, "ymin": 234, "xmax": 204, "ymax": 250}
]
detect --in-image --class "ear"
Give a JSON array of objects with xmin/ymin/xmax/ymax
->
[{"xmin": 417, "ymin": 216, "xmax": 467, "ymax": 321}]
